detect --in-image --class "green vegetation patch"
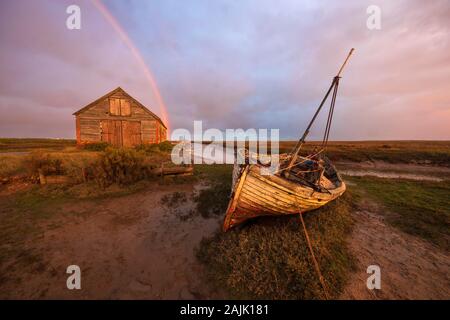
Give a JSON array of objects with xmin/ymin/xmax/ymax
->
[
  {"xmin": 83, "ymin": 142, "xmax": 109, "ymax": 151},
  {"xmin": 347, "ymin": 176, "xmax": 450, "ymax": 250},
  {"xmin": 135, "ymin": 141, "xmax": 174, "ymax": 154},
  {"xmin": 93, "ymin": 147, "xmax": 154, "ymax": 187},
  {"xmin": 193, "ymin": 165, "xmax": 233, "ymax": 218}
]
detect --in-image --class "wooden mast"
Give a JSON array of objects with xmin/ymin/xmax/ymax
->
[{"xmin": 285, "ymin": 48, "xmax": 354, "ymax": 175}]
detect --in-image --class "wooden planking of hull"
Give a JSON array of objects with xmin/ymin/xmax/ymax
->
[{"xmin": 223, "ymin": 160, "xmax": 346, "ymax": 231}]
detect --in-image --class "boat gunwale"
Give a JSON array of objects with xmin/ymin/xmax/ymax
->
[{"xmin": 248, "ymin": 164, "xmax": 346, "ymax": 196}]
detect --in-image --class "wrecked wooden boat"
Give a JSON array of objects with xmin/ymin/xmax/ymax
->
[
  {"xmin": 224, "ymin": 152, "xmax": 346, "ymax": 231},
  {"xmin": 223, "ymin": 49, "xmax": 354, "ymax": 231}
]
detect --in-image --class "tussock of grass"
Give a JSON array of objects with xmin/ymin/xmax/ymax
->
[
  {"xmin": 135, "ymin": 141, "xmax": 174, "ymax": 154},
  {"xmin": 348, "ymin": 176, "xmax": 450, "ymax": 250},
  {"xmin": 196, "ymin": 192, "xmax": 356, "ymax": 299},
  {"xmin": 0, "ymin": 154, "xmax": 26, "ymax": 177},
  {"xmin": 82, "ymin": 142, "xmax": 109, "ymax": 151}
]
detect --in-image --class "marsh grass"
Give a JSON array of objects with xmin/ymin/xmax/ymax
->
[
  {"xmin": 346, "ymin": 176, "xmax": 450, "ymax": 250},
  {"xmin": 0, "ymin": 154, "xmax": 26, "ymax": 177},
  {"xmin": 135, "ymin": 141, "xmax": 174, "ymax": 154},
  {"xmin": 0, "ymin": 138, "xmax": 76, "ymax": 153},
  {"xmin": 83, "ymin": 142, "xmax": 109, "ymax": 151},
  {"xmin": 278, "ymin": 141, "xmax": 450, "ymax": 165},
  {"xmin": 0, "ymin": 149, "xmax": 99, "ymax": 180},
  {"xmin": 196, "ymin": 188, "xmax": 356, "ymax": 299}
]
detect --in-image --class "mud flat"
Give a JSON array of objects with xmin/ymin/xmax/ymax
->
[{"xmin": 0, "ymin": 181, "xmax": 225, "ymax": 299}]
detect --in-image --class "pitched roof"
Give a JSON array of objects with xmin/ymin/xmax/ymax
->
[{"xmin": 73, "ymin": 87, "xmax": 167, "ymax": 129}]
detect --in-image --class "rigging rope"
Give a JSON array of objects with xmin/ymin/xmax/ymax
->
[
  {"xmin": 298, "ymin": 210, "xmax": 330, "ymax": 300},
  {"xmin": 322, "ymin": 77, "xmax": 340, "ymax": 149}
]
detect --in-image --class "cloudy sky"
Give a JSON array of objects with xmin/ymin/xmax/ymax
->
[{"xmin": 0, "ymin": 0, "xmax": 449, "ymax": 140}]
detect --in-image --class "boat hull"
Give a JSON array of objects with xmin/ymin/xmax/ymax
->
[{"xmin": 223, "ymin": 164, "xmax": 346, "ymax": 231}]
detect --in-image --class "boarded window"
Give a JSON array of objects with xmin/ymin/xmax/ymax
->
[
  {"xmin": 120, "ymin": 99, "xmax": 131, "ymax": 116},
  {"xmin": 109, "ymin": 98, "xmax": 131, "ymax": 116},
  {"xmin": 109, "ymin": 98, "xmax": 120, "ymax": 115}
]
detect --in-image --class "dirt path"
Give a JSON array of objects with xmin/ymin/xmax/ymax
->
[
  {"xmin": 341, "ymin": 199, "xmax": 450, "ymax": 300},
  {"xmin": 0, "ymin": 182, "xmax": 225, "ymax": 299}
]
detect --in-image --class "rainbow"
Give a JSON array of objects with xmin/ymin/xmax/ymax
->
[{"xmin": 92, "ymin": 0, "xmax": 170, "ymax": 134}]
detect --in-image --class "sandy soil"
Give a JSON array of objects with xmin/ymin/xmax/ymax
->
[
  {"xmin": 341, "ymin": 198, "xmax": 450, "ymax": 300},
  {"xmin": 0, "ymin": 182, "xmax": 225, "ymax": 299}
]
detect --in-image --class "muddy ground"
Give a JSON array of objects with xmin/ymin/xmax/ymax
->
[
  {"xmin": 0, "ymin": 161, "xmax": 449, "ymax": 299},
  {"xmin": 0, "ymin": 182, "xmax": 225, "ymax": 299}
]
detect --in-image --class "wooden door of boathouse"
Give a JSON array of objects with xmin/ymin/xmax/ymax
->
[
  {"xmin": 101, "ymin": 120, "xmax": 142, "ymax": 147},
  {"xmin": 122, "ymin": 121, "xmax": 142, "ymax": 147}
]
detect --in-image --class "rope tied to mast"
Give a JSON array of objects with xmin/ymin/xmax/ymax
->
[
  {"xmin": 285, "ymin": 48, "xmax": 354, "ymax": 174},
  {"xmin": 298, "ymin": 210, "xmax": 331, "ymax": 300},
  {"xmin": 322, "ymin": 76, "xmax": 340, "ymax": 149}
]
